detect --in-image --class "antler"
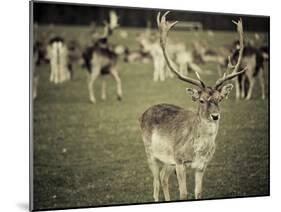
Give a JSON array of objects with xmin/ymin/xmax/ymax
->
[
  {"xmin": 214, "ymin": 18, "xmax": 245, "ymax": 90},
  {"xmin": 157, "ymin": 11, "xmax": 205, "ymax": 88}
]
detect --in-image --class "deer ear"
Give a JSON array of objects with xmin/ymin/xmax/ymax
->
[
  {"xmin": 220, "ymin": 84, "xmax": 233, "ymax": 100},
  {"xmin": 186, "ymin": 88, "xmax": 200, "ymax": 101}
]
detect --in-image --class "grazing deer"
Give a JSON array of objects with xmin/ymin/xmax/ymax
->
[{"xmin": 140, "ymin": 12, "xmax": 245, "ymax": 201}]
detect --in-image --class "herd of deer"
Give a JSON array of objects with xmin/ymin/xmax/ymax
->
[
  {"xmin": 33, "ymin": 10, "xmax": 268, "ymax": 201},
  {"xmin": 33, "ymin": 10, "xmax": 268, "ymax": 102}
]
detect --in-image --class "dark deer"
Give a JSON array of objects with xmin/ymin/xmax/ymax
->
[
  {"xmin": 140, "ymin": 11, "xmax": 245, "ymax": 201},
  {"xmin": 231, "ymin": 42, "xmax": 266, "ymax": 100},
  {"xmin": 83, "ymin": 12, "xmax": 123, "ymax": 104}
]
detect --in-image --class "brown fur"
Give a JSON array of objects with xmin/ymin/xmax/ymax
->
[{"xmin": 140, "ymin": 84, "xmax": 232, "ymax": 201}]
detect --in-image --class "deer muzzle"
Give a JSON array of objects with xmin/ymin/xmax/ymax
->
[{"xmin": 210, "ymin": 113, "xmax": 220, "ymax": 121}]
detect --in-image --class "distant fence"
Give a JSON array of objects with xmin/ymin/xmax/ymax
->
[{"xmin": 174, "ymin": 22, "xmax": 203, "ymax": 31}]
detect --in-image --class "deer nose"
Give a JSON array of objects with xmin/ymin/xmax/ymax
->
[{"xmin": 210, "ymin": 113, "xmax": 220, "ymax": 121}]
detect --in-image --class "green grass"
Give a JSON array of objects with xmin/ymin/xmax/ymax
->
[{"xmin": 33, "ymin": 26, "xmax": 269, "ymax": 210}]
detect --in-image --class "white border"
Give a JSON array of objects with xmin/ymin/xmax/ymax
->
[{"xmin": 1, "ymin": 0, "xmax": 280, "ymax": 211}]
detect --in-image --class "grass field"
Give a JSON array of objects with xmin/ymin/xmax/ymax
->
[{"xmin": 32, "ymin": 26, "xmax": 269, "ymax": 210}]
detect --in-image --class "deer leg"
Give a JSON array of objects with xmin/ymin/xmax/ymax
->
[
  {"xmin": 54, "ymin": 58, "xmax": 59, "ymax": 84},
  {"xmin": 179, "ymin": 62, "xmax": 186, "ymax": 76},
  {"xmin": 57, "ymin": 44, "xmax": 63, "ymax": 84},
  {"xmin": 258, "ymin": 68, "xmax": 265, "ymax": 100},
  {"xmin": 160, "ymin": 165, "xmax": 174, "ymax": 201},
  {"xmin": 50, "ymin": 57, "xmax": 55, "ymax": 83},
  {"xmin": 62, "ymin": 47, "xmax": 71, "ymax": 82},
  {"xmin": 165, "ymin": 66, "xmax": 171, "ymax": 78},
  {"xmin": 235, "ymin": 78, "xmax": 241, "ymax": 99},
  {"xmin": 111, "ymin": 68, "xmax": 123, "ymax": 101},
  {"xmin": 101, "ymin": 77, "xmax": 107, "ymax": 100},
  {"xmin": 165, "ymin": 61, "xmax": 173, "ymax": 78},
  {"xmin": 88, "ymin": 67, "xmax": 100, "ymax": 104},
  {"xmin": 48, "ymin": 49, "xmax": 54, "ymax": 82},
  {"xmin": 188, "ymin": 62, "xmax": 203, "ymax": 74},
  {"xmin": 153, "ymin": 69, "xmax": 158, "ymax": 82},
  {"xmin": 58, "ymin": 44, "xmax": 64, "ymax": 83},
  {"xmin": 142, "ymin": 135, "xmax": 160, "ymax": 201},
  {"xmin": 61, "ymin": 58, "xmax": 66, "ymax": 82},
  {"xmin": 69, "ymin": 63, "xmax": 74, "ymax": 80},
  {"xmin": 241, "ymin": 75, "xmax": 246, "ymax": 99},
  {"xmin": 33, "ymin": 75, "xmax": 39, "ymax": 100},
  {"xmin": 159, "ymin": 59, "xmax": 165, "ymax": 82},
  {"xmin": 153, "ymin": 58, "xmax": 158, "ymax": 82},
  {"xmin": 246, "ymin": 77, "xmax": 255, "ymax": 100},
  {"xmin": 52, "ymin": 43, "xmax": 59, "ymax": 84},
  {"xmin": 168, "ymin": 63, "xmax": 174, "ymax": 78},
  {"xmin": 186, "ymin": 64, "xmax": 190, "ymax": 75},
  {"xmin": 176, "ymin": 164, "xmax": 187, "ymax": 200},
  {"xmin": 194, "ymin": 169, "xmax": 205, "ymax": 199},
  {"xmin": 147, "ymin": 158, "xmax": 160, "ymax": 202},
  {"xmin": 152, "ymin": 162, "xmax": 160, "ymax": 202}
]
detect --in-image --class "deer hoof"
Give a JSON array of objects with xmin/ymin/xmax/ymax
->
[
  {"xmin": 89, "ymin": 98, "xmax": 96, "ymax": 104},
  {"xmin": 117, "ymin": 96, "xmax": 122, "ymax": 101},
  {"xmin": 195, "ymin": 192, "xmax": 202, "ymax": 199}
]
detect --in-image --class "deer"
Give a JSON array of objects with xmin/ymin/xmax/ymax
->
[
  {"xmin": 137, "ymin": 31, "xmax": 204, "ymax": 82},
  {"xmin": 83, "ymin": 12, "xmax": 123, "ymax": 104},
  {"xmin": 193, "ymin": 38, "xmax": 267, "ymax": 100},
  {"xmin": 230, "ymin": 42, "xmax": 266, "ymax": 100},
  {"xmin": 33, "ymin": 41, "xmax": 41, "ymax": 100},
  {"xmin": 140, "ymin": 11, "xmax": 246, "ymax": 202},
  {"xmin": 137, "ymin": 32, "xmax": 168, "ymax": 82},
  {"xmin": 47, "ymin": 36, "xmax": 71, "ymax": 84}
]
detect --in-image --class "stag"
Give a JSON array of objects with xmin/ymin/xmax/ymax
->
[{"xmin": 140, "ymin": 12, "xmax": 245, "ymax": 201}]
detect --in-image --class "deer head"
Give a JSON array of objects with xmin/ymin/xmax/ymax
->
[{"xmin": 157, "ymin": 11, "xmax": 246, "ymax": 121}]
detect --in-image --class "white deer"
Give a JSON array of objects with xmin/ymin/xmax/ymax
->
[
  {"xmin": 47, "ymin": 37, "xmax": 70, "ymax": 84},
  {"xmin": 140, "ymin": 12, "xmax": 245, "ymax": 201},
  {"xmin": 138, "ymin": 33, "xmax": 204, "ymax": 82}
]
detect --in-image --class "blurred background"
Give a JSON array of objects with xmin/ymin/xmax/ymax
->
[
  {"xmin": 32, "ymin": 1, "xmax": 269, "ymax": 211},
  {"xmin": 34, "ymin": 2, "xmax": 269, "ymax": 31}
]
